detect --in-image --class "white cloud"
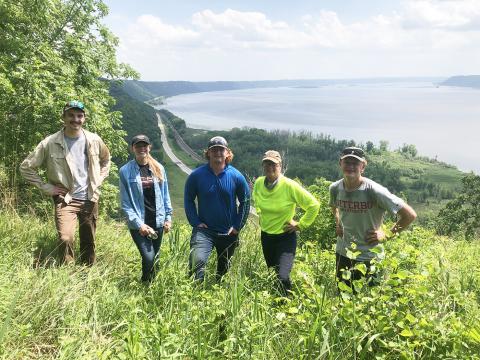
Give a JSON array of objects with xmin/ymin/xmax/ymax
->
[
  {"xmin": 107, "ymin": 0, "xmax": 480, "ymax": 80},
  {"xmin": 402, "ymin": 0, "xmax": 480, "ymax": 30},
  {"xmin": 124, "ymin": 14, "xmax": 199, "ymax": 49},
  {"xmin": 191, "ymin": 9, "xmax": 308, "ymax": 49}
]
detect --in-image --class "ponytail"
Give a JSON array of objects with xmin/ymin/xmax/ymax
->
[{"xmin": 146, "ymin": 154, "xmax": 164, "ymax": 182}]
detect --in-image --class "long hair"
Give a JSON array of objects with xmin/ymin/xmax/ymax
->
[
  {"xmin": 146, "ymin": 152, "xmax": 164, "ymax": 182},
  {"xmin": 204, "ymin": 148, "xmax": 234, "ymax": 164}
]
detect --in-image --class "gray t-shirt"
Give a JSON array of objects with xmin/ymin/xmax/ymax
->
[
  {"xmin": 329, "ymin": 177, "xmax": 405, "ymax": 261},
  {"xmin": 64, "ymin": 133, "xmax": 89, "ymax": 200}
]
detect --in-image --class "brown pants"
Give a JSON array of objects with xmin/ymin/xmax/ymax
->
[{"xmin": 54, "ymin": 197, "xmax": 98, "ymax": 265}]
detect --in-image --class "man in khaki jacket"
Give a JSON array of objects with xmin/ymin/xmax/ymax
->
[{"xmin": 20, "ymin": 100, "xmax": 111, "ymax": 265}]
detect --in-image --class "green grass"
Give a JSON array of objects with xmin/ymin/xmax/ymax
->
[
  {"xmin": 369, "ymin": 151, "xmax": 464, "ymax": 221},
  {"xmin": 1, "ymin": 210, "xmax": 480, "ymax": 359},
  {"xmin": 161, "ymin": 154, "xmax": 188, "ymax": 222},
  {"xmin": 370, "ymin": 152, "xmax": 463, "ymax": 190},
  {"xmin": 164, "ymin": 129, "xmax": 201, "ymax": 169}
]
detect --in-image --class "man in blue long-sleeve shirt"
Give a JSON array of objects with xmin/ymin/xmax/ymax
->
[{"xmin": 184, "ymin": 136, "xmax": 251, "ymax": 282}]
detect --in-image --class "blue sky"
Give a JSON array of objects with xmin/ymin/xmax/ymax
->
[
  {"xmin": 103, "ymin": 0, "xmax": 480, "ymax": 81},
  {"xmin": 104, "ymin": 1, "xmax": 398, "ymax": 24}
]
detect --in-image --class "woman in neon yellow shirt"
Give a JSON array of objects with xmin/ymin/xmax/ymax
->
[{"xmin": 253, "ymin": 150, "xmax": 320, "ymax": 295}]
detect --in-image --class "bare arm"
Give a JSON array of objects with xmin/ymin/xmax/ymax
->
[
  {"xmin": 331, "ymin": 206, "xmax": 343, "ymax": 237},
  {"xmin": 391, "ymin": 203, "xmax": 417, "ymax": 234},
  {"xmin": 366, "ymin": 203, "xmax": 417, "ymax": 243}
]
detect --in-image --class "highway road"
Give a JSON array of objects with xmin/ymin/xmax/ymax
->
[{"xmin": 157, "ymin": 113, "xmax": 192, "ymax": 175}]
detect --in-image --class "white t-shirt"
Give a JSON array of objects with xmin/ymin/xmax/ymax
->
[
  {"xmin": 64, "ymin": 133, "xmax": 89, "ymax": 200},
  {"xmin": 329, "ymin": 177, "xmax": 405, "ymax": 261}
]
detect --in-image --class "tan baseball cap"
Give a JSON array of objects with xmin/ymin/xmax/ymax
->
[{"xmin": 262, "ymin": 150, "xmax": 282, "ymax": 164}]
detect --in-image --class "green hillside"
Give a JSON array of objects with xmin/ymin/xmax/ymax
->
[
  {"xmin": 162, "ymin": 152, "xmax": 188, "ymax": 222},
  {"xmin": 121, "ymin": 80, "xmax": 158, "ymax": 101},
  {"xmin": 1, "ymin": 208, "xmax": 480, "ymax": 358},
  {"xmin": 109, "ymin": 81, "xmax": 162, "ymax": 162}
]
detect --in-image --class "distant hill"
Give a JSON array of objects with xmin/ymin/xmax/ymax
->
[
  {"xmin": 441, "ymin": 75, "xmax": 480, "ymax": 89},
  {"xmin": 121, "ymin": 80, "xmax": 158, "ymax": 102},
  {"xmin": 120, "ymin": 77, "xmax": 443, "ymax": 101},
  {"xmin": 109, "ymin": 81, "xmax": 163, "ymax": 162}
]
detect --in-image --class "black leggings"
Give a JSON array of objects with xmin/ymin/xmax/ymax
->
[{"xmin": 261, "ymin": 231, "xmax": 297, "ymax": 295}]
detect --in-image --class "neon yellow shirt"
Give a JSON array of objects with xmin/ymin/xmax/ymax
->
[{"xmin": 253, "ymin": 175, "xmax": 320, "ymax": 234}]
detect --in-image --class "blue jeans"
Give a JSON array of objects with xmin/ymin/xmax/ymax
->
[
  {"xmin": 189, "ymin": 228, "xmax": 239, "ymax": 282},
  {"xmin": 130, "ymin": 228, "xmax": 164, "ymax": 282}
]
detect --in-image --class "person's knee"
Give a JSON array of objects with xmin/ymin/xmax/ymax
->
[
  {"xmin": 190, "ymin": 234, "xmax": 212, "ymax": 266},
  {"xmin": 58, "ymin": 233, "xmax": 74, "ymax": 244},
  {"xmin": 142, "ymin": 251, "xmax": 156, "ymax": 267},
  {"xmin": 190, "ymin": 249, "xmax": 208, "ymax": 270}
]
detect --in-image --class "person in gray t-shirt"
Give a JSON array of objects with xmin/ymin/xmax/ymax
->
[{"xmin": 329, "ymin": 147, "xmax": 417, "ymax": 290}]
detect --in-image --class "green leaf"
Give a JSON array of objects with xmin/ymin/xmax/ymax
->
[
  {"xmin": 369, "ymin": 246, "xmax": 383, "ymax": 254},
  {"xmin": 466, "ymin": 327, "xmax": 480, "ymax": 344},
  {"xmin": 400, "ymin": 329, "xmax": 414, "ymax": 337},
  {"xmin": 395, "ymin": 270, "xmax": 410, "ymax": 280},
  {"xmin": 354, "ymin": 263, "xmax": 367, "ymax": 275},
  {"xmin": 346, "ymin": 249, "xmax": 361, "ymax": 260},
  {"xmin": 405, "ymin": 313, "xmax": 417, "ymax": 324},
  {"xmin": 287, "ymin": 307, "xmax": 299, "ymax": 314},
  {"xmin": 337, "ymin": 281, "xmax": 353, "ymax": 293}
]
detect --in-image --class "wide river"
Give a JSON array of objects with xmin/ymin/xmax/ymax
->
[{"xmin": 160, "ymin": 82, "xmax": 479, "ymax": 174}]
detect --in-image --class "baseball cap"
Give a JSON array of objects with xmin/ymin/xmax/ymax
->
[
  {"xmin": 63, "ymin": 100, "xmax": 85, "ymax": 113},
  {"xmin": 340, "ymin": 147, "xmax": 366, "ymax": 162},
  {"xmin": 131, "ymin": 134, "xmax": 151, "ymax": 146},
  {"xmin": 207, "ymin": 136, "xmax": 228, "ymax": 149},
  {"xmin": 262, "ymin": 150, "xmax": 282, "ymax": 164}
]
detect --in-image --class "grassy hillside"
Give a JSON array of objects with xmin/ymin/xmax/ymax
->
[
  {"xmin": 368, "ymin": 151, "xmax": 463, "ymax": 218},
  {"xmin": 162, "ymin": 152, "xmax": 188, "ymax": 222},
  {"xmin": 120, "ymin": 80, "xmax": 158, "ymax": 102},
  {"xmin": 1, "ymin": 211, "xmax": 479, "ymax": 358}
]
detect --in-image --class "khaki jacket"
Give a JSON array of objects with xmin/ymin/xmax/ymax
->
[{"xmin": 20, "ymin": 128, "xmax": 111, "ymax": 203}]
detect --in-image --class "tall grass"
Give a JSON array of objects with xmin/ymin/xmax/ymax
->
[{"xmin": 0, "ymin": 212, "xmax": 479, "ymax": 359}]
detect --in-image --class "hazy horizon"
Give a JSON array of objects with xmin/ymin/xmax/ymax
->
[{"xmin": 136, "ymin": 76, "xmax": 448, "ymax": 83}]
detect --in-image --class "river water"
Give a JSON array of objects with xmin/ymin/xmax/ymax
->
[{"xmin": 160, "ymin": 82, "xmax": 479, "ymax": 173}]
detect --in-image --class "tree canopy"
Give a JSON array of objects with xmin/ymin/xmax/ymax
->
[
  {"xmin": 436, "ymin": 174, "xmax": 480, "ymax": 239},
  {"xmin": 0, "ymin": 0, "xmax": 137, "ymax": 199}
]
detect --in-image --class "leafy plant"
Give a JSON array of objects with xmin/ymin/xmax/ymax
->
[{"xmin": 435, "ymin": 173, "xmax": 480, "ymax": 239}]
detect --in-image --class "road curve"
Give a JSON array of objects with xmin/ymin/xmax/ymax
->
[{"xmin": 157, "ymin": 113, "xmax": 192, "ymax": 175}]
